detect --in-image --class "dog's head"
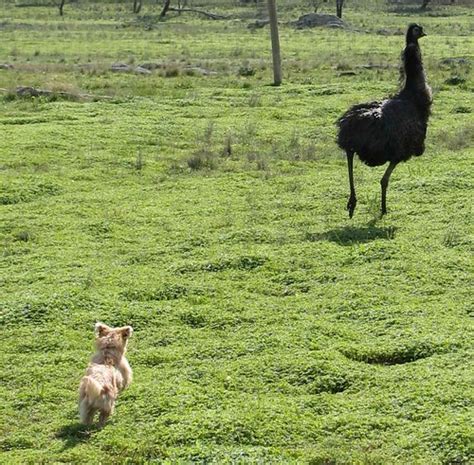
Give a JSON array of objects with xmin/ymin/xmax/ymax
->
[{"xmin": 94, "ymin": 322, "xmax": 133, "ymax": 355}]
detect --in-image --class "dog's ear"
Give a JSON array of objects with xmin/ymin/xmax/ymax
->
[
  {"xmin": 121, "ymin": 326, "xmax": 133, "ymax": 339},
  {"xmin": 95, "ymin": 322, "xmax": 111, "ymax": 337}
]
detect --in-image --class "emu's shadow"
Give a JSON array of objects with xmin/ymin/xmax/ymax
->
[
  {"xmin": 306, "ymin": 224, "xmax": 396, "ymax": 245},
  {"xmin": 56, "ymin": 422, "xmax": 98, "ymax": 449}
]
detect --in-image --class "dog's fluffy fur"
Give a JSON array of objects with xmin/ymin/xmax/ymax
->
[{"xmin": 79, "ymin": 322, "xmax": 133, "ymax": 426}]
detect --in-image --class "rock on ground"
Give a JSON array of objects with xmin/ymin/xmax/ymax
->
[{"xmin": 295, "ymin": 13, "xmax": 345, "ymax": 29}]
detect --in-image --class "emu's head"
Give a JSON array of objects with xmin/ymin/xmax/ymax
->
[{"xmin": 406, "ymin": 24, "xmax": 427, "ymax": 44}]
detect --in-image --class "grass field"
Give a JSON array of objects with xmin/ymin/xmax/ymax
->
[{"xmin": 1, "ymin": 0, "xmax": 473, "ymax": 463}]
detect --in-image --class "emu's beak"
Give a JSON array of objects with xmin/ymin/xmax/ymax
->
[{"xmin": 421, "ymin": 31, "xmax": 427, "ymax": 37}]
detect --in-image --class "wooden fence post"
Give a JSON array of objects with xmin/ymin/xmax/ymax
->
[{"xmin": 267, "ymin": 0, "xmax": 282, "ymax": 86}]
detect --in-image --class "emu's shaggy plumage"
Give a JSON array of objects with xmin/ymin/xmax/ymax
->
[
  {"xmin": 337, "ymin": 24, "xmax": 432, "ymax": 217},
  {"xmin": 338, "ymin": 98, "xmax": 427, "ymax": 167}
]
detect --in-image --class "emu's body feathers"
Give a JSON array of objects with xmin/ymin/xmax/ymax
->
[{"xmin": 337, "ymin": 97, "xmax": 427, "ymax": 167}]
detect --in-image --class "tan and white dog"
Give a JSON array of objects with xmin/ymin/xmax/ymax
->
[{"xmin": 79, "ymin": 322, "xmax": 133, "ymax": 426}]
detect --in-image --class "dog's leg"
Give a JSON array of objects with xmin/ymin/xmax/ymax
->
[
  {"xmin": 79, "ymin": 399, "xmax": 96, "ymax": 425},
  {"xmin": 98, "ymin": 408, "xmax": 112, "ymax": 427},
  {"xmin": 118, "ymin": 358, "xmax": 132, "ymax": 389}
]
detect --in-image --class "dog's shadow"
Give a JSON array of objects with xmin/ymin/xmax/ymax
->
[{"xmin": 56, "ymin": 422, "xmax": 99, "ymax": 449}]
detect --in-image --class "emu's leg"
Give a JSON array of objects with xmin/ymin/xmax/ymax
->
[
  {"xmin": 380, "ymin": 161, "xmax": 397, "ymax": 216},
  {"xmin": 346, "ymin": 151, "xmax": 357, "ymax": 218}
]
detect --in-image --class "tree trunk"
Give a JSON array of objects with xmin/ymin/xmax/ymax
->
[
  {"xmin": 177, "ymin": 0, "xmax": 189, "ymax": 14},
  {"xmin": 58, "ymin": 0, "xmax": 65, "ymax": 16},
  {"xmin": 267, "ymin": 0, "xmax": 282, "ymax": 86},
  {"xmin": 420, "ymin": 0, "xmax": 431, "ymax": 10},
  {"xmin": 336, "ymin": 0, "xmax": 344, "ymax": 19},
  {"xmin": 160, "ymin": 0, "xmax": 172, "ymax": 18},
  {"xmin": 133, "ymin": 0, "xmax": 142, "ymax": 13}
]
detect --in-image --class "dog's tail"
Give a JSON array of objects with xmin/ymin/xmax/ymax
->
[{"xmin": 79, "ymin": 376, "xmax": 107, "ymax": 400}]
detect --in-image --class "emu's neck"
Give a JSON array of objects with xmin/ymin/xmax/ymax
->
[
  {"xmin": 404, "ymin": 41, "xmax": 423, "ymax": 88},
  {"xmin": 399, "ymin": 41, "xmax": 432, "ymax": 109}
]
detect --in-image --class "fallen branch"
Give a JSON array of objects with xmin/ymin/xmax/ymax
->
[
  {"xmin": 0, "ymin": 86, "xmax": 115, "ymax": 101},
  {"xmin": 247, "ymin": 19, "xmax": 270, "ymax": 30},
  {"xmin": 14, "ymin": 2, "xmax": 50, "ymax": 7},
  {"xmin": 168, "ymin": 7, "xmax": 227, "ymax": 20},
  {"xmin": 16, "ymin": 86, "xmax": 72, "ymax": 98}
]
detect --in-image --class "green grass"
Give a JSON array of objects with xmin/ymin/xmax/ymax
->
[{"xmin": 1, "ymin": 1, "xmax": 473, "ymax": 463}]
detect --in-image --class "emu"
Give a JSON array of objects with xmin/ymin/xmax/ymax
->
[{"xmin": 337, "ymin": 24, "xmax": 432, "ymax": 218}]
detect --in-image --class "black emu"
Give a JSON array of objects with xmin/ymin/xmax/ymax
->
[{"xmin": 337, "ymin": 24, "xmax": 432, "ymax": 218}]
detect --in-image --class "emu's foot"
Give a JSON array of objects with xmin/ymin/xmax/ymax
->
[{"xmin": 347, "ymin": 196, "xmax": 357, "ymax": 219}]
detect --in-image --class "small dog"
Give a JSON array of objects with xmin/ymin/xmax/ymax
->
[{"xmin": 79, "ymin": 322, "xmax": 133, "ymax": 426}]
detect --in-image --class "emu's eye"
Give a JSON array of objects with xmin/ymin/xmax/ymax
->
[{"xmin": 414, "ymin": 27, "xmax": 420, "ymax": 34}]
